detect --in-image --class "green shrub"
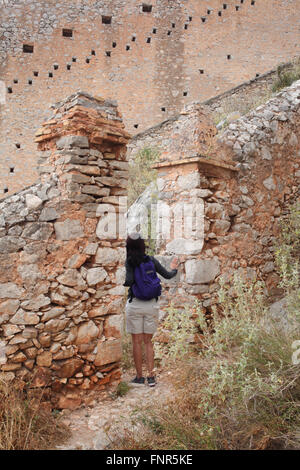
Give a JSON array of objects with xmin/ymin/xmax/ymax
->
[
  {"xmin": 113, "ymin": 201, "xmax": 300, "ymax": 450},
  {"xmin": 272, "ymin": 65, "xmax": 300, "ymax": 92},
  {"xmin": 128, "ymin": 147, "xmax": 159, "ymax": 207}
]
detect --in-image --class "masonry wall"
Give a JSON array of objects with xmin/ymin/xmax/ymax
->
[
  {"xmin": 132, "ymin": 80, "xmax": 300, "ymax": 326},
  {"xmin": 0, "ymin": 92, "xmax": 130, "ymax": 410},
  {"xmin": 1, "ymin": 0, "xmax": 300, "ymax": 195}
]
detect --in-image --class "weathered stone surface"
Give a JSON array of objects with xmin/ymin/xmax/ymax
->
[
  {"xmin": 36, "ymin": 351, "xmax": 52, "ymax": 367},
  {"xmin": 205, "ymin": 203, "xmax": 225, "ymax": 219},
  {"xmin": 84, "ymin": 243, "xmax": 98, "ymax": 255},
  {"xmin": 44, "ymin": 318, "xmax": 69, "ymax": 333},
  {"xmin": 57, "ymin": 269, "xmax": 86, "ymax": 288},
  {"xmin": 2, "ymin": 324, "xmax": 22, "ymax": 336},
  {"xmin": 67, "ymin": 254, "xmax": 87, "ymax": 269},
  {"xmin": 41, "ymin": 307, "xmax": 65, "ymax": 322},
  {"xmin": 54, "ymin": 219, "xmax": 84, "ymax": 240},
  {"xmin": 53, "ymin": 347, "xmax": 75, "ymax": 360},
  {"xmin": 76, "ymin": 320, "xmax": 100, "ymax": 345},
  {"xmin": 0, "ymin": 299, "xmax": 20, "ymax": 315},
  {"xmin": 0, "ymin": 283, "xmax": 24, "ymax": 299},
  {"xmin": 56, "ymin": 135, "xmax": 89, "ymax": 149},
  {"xmin": 57, "ymin": 358, "xmax": 84, "ymax": 378},
  {"xmin": 177, "ymin": 173, "xmax": 200, "ymax": 190},
  {"xmin": 211, "ymin": 220, "xmax": 231, "ymax": 235},
  {"xmin": 95, "ymin": 247, "xmax": 120, "ymax": 265},
  {"xmin": 82, "ymin": 185, "xmax": 110, "ymax": 196},
  {"xmin": 21, "ymin": 294, "xmax": 50, "ymax": 311},
  {"xmin": 57, "ymin": 394, "xmax": 82, "ymax": 410},
  {"xmin": 104, "ymin": 315, "xmax": 122, "ymax": 338},
  {"xmin": 0, "ymin": 236, "xmax": 26, "ymax": 253},
  {"xmin": 263, "ymin": 175, "xmax": 276, "ymax": 191},
  {"xmin": 22, "ymin": 223, "xmax": 53, "ymax": 240},
  {"xmin": 8, "ymin": 334, "xmax": 28, "ymax": 345},
  {"xmin": 166, "ymin": 238, "xmax": 204, "ymax": 255},
  {"xmin": 185, "ymin": 258, "xmax": 220, "ymax": 284},
  {"xmin": 86, "ymin": 267, "xmax": 108, "ymax": 286},
  {"xmin": 10, "ymin": 309, "xmax": 39, "ymax": 325},
  {"xmin": 94, "ymin": 339, "xmax": 122, "ymax": 366},
  {"xmin": 22, "ymin": 328, "xmax": 38, "ymax": 339},
  {"xmin": 31, "ymin": 367, "xmax": 51, "ymax": 387},
  {"xmin": 17, "ymin": 264, "xmax": 43, "ymax": 283},
  {"xmin": 25, "ymin": 194, "xmax": 43, "ymax": 210},
  {"xmin": 39, "ymin": 207, "xmax": 59, "ymax": 221}
]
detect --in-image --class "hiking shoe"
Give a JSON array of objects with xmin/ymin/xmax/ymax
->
[
  {"xmin": 147, "ymin": 376, "xmax": 156, "ymax": 387},
  {"xmin": 131, "ymin": 376, "xmax": 145, "ymax": 385}
]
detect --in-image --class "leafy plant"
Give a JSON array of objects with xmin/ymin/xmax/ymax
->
[{"xmin": 128, "ymin": 147, "xmax": 160, "ymax": 207}]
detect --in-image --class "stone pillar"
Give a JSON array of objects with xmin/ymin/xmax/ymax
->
[
  {"xmin": 153, "ymin": 156, "xmax": 238, "ymax": 321},
  {"xmin": 0, "ymin": 92, "xmax": 131, "ymax": 409}
]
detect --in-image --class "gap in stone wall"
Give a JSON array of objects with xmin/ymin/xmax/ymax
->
[
  {"xmin": 62, "ymin": 28, "xmax": 73, "ymax": 38},
  {"xmin": 142, "ymin": 4, "xmax": 152, "ymax": 13},
  {"xmin": 23, "ymin": 44, "xmax": 34, "ymax": 53},
  {"xmin": 102, "ymin": 15, "xmax": 112, "ymax": 24}
]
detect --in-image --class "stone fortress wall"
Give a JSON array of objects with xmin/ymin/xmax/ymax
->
[
  {"xmin": 1, "ymin": 78, "xmax": 299, "ymax": 408},
  {"xmin": 1, "ymin": 0, "xmax": 300, "ymax": 196},
  {"xmin": 0, "ymin": 92, "xmax": 130, "ymax": 410},
  {"xmin": 128, "ymin": 79, "xmax": 300, "ymax": 324}
]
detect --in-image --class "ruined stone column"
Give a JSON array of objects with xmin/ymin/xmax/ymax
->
[{"xmin": 0, "ymin": 92, "xmax": 131, "ymax": 409}]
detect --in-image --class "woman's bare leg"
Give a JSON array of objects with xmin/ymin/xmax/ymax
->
[
  {"xmin": 143, "ymin": 333, "xmax": 154, "ymax": 377},
  {"xmin": 131, "ymin": 333, "xmax": 144, "ymax": 378}
]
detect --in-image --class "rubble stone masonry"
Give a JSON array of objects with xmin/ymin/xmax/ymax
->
[
  {"xmin": 128, "ymin": 80, "xmax": 300, "ymax": 323},
  {"xmin": 1, "ymin": 0, "xmax": 300, "ymax": 195},
  {"xmin": 0, "ymin": 92, "xmax": 131, "ymax": 409}
]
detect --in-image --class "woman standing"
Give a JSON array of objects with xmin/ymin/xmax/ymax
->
[{"xmin": 123, "ymin": 232, "xmax": 179, "ymax": 387}]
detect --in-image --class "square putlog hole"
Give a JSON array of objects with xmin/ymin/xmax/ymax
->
[
  {"xmin": 62, "ymin": 29, "xmax": 73, "ymax": 38},
  {"xmin": 23, "ymin": 44, "xmax": 34, "ymax": 53},
  {"xmin": 102, "ymin": 15, "xmax": 112, "ymax": 24},
  {"xmin": 142, "ymin": 4, "xmax": 152, "ymax": 13}
]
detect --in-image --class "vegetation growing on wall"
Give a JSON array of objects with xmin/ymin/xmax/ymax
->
[
  {"xmin": 113, "ymin": 201, "xmax": 300, "ymax": 450},
  {"xmin": 128, "ymin": 147, "xmax": 159, "ymax": 207}
]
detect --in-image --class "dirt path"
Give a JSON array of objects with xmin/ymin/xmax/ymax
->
[{"xmin": 56, "ymin": 368, "xmax": 175, "ymax": 450}]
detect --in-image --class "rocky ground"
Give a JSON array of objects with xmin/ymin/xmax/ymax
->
[{"xmin": 56, "ymin": 367, "xmax": 175, "ymax": 450}]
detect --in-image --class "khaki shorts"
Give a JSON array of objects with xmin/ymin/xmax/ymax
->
[{"xmin": 125, "ymin": 297, "xmax": 159, "ymax": 334}]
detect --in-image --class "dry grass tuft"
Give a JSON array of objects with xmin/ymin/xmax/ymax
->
[{"xmin": 0, "ymin": 378, "xmax": 69, "ymax": 450}]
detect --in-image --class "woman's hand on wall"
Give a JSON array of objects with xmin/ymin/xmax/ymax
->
[{"xmin": 170, "ymin": 256, "xmax": 179, "ymax": 270}]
